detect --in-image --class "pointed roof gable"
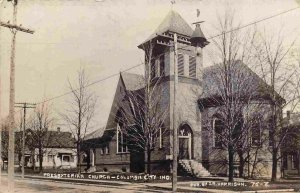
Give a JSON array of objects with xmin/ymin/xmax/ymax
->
[
  {"xmin": 138, "ymin": 10, "xmax": 193, "ymax": 48},
  {"xmin": 120, "ymin": 72, "xmax": 145, "ymax": 91},
  {"xmin": 104, "ymin": 72, "xmax": 145, "ymax": 131},
  {"xmin": 154, "ymin": 10, "xmax": 193, "ymax": 37}
]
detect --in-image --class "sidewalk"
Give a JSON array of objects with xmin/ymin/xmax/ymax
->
[
  {"xmin": 0, "ymin": 174, "xmax": 224, "ymax": 192},
  {"xmin": 0, "ymin": 174, "xmax": 298, "ymax": 193},
  {"xmin": 144, "ymin": 181, "xmax": 295, "ymax": 193},
  {"xmin": 144, "ymin": 182, "xmax": 236, "ymax": 193}
]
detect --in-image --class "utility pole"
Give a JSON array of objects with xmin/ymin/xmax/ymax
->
[
  {"xmin": 8, "ymin": 2, "xmax": 18, "ymax": 191},
  {"xmin": 0, "ymin": 0, "xmax": 35, "ymax": 191},
  {"xmin": 0, "ymin": 62, "xmax": 2, "ymax": 186},
  {"xmin": 0, "ymin": 1, "xmax": 2, "ymax": 186},
  {"xmin": 15, "ymin": 102, "xmax": 36, "ymax": 179},
  {"xmin": 172, "ymin": 33, "xmax": 178, "ymax": 192}
]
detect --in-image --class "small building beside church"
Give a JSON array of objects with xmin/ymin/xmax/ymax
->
[
  {"xmin": 83, "ymin": 10, "xmax": 283, "ymax": 179},
  {"xmin": 22, "ymin": 128, "xmax": 77, "ymax": 170},
  {"xmin": 281, "ymin": 112, "xmax": 300, "ymax": 177}
]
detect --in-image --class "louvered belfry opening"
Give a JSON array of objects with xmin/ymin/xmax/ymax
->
[
  {"xmin": 138, "ymin": 10, "xmax": 209, "ymax": 82},
  {"xmin": 178, "ymin": 53, "xmax": 184, "ymax": 76},
  {"xmin": 159, "ymin": 55, "xmax": 165, "ymax": 76},
  {"xmin": 189, "ymin": 56, "xmax": 196, "ymax": 78}
]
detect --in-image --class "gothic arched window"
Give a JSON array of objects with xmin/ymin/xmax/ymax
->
[
  {"xmin": 213, "ymin": 118, "xmax": 223, "ymax": 148},
  {"xmin": 117, "ymin": 123, "xmax": 128, "ymax": 153},
  {"xmin": 251, "ymin": 118, "xmax": 262, "ymax": 146},
  {"xmin": 157, "ymin": 127, "xmax": 165, "ymax": 149}
]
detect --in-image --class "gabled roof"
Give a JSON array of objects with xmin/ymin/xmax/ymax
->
[
  {"xmin": 45, "ymin": 131, "xmax": 76, "ymax": 148},
  {"xmin": 138, "ymin": 10, "xmax": 193, "ymax": 48},
  {"xmin": 83, "ymin": 129, "xmax": 115, "ymax": 149},
  {"xmin": 84, "ymin": 129, "xmax": 103, "ymax": 141},
  {"xmin": 17, "ymin": 129, "xmax": 76, "ymax": 149},
  {"xmin": 86, "ymin": 63, "xmax": 285, "ymax": 141},
  {"xmin": 200, "ymin": 61, "xmax": 285, "ymax": 108},
  {"xmin": 120, "ymin": 72, "xmax": 145, "ymax": 91},
  {"xmin": 104, "ymin": 72, "xmax": 144, "ymax": 130}
]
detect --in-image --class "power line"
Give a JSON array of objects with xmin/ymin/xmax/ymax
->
[
  {"xmin": 21, "ymin": 5, "xmax": 300, "ymax": 107},
  {"xmin": 38, "ymin": 62, "xmax": 144, "ymax": 105},
  {"xmin": 177, "ymin": 6, "xmax": 300, "ymax": 52},
  {"xmin": 208, "ymin": 6, "xmax": 300, "ymax": 40},
  {"xmin": 14, "ymin": 102, "xmax": 36, "ymax": 179},
  {"xmin": 0, "ymin": 1, "xmax": 35, "ymax": 191}
]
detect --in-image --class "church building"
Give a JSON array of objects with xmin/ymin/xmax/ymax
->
[{"xmin": 83, "ymin": 10, "xmax": 282, "ymax": 178}]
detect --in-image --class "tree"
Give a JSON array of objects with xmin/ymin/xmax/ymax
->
[
  {"xmin": 241, "ymin": 107, "xmax": 272, "ymax": 179},
  {"xmin": 15, "ymin": 112, "xmax": 24, "ymax": 167},
  {"xmin": 254, "ymin": 29, "xmax": 300, "ymax": 181},
  {"xmin": 290, "ymin": 47, "xmax": 300, "ymax": 67},
  {"xmin": 61, "ymin": 69, "xmax": 97, "ymax": 173},
  {"xmin": 116, "ymin": 42, "xmax": 168, "ymax": 174},
  {"xmin": 1, "ymin": 117, "xmax": 26, "ymax": 169},
  {"xmin": 1, "ymin": 120, "xmax": 9, "ymax": 164},
  {"xmin": 27, "ymin": 102, "xmax": 54, "ymax": 173},
  {"xmin": 201, "ymin": 10, "xmax": 265, "ymax": 182}
]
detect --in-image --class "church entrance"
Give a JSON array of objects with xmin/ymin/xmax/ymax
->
[
  {"xmin": 130, "ymin": 151, "xmax": 145, "ymax": 173},
  {"xmin": 178, "ymin": 124, "xmax": 193, "ymax": 160}
]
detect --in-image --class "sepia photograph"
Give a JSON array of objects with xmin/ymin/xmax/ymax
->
[{"xmin": 0, "ymin": 0, "xmax": 300, "ymax": 192}]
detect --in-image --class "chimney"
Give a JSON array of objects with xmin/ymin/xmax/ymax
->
[
  {"xmin": 287, "ymin": 111, "xmax": 291, "ymax": 120},
  {"xmin": 57, "ymin": 127, "xmax": 61, "ymax": 132}
]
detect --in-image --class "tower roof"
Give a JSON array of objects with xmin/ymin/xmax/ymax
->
[
  {"xmin": 154, "ymin": 10, "xmax": 193, "ymax": 37},
  {"xmin": 138, "ymin": 10, "xmax": 193, "ymax": 48},
  {"xmin": 190, "ymin": 23, "xmax": 209, "ymax": 48}
]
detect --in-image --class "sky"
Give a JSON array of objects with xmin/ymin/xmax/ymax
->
[{"xmin": 0, "ymin": 0, "xmax": 299, "ymax": 133}]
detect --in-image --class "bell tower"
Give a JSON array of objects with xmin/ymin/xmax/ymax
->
[{"xmin": 138, "ymin": 10, "xmax": 209, "ymax": 162}]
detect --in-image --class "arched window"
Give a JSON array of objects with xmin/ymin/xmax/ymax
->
[
  {"xmin": 179, "ymin": 124, "xmax": 192, "ymax": 137},
  {"xmin": 117, "ymin": 123, "xmax": 128, "ymax": 153},
  {"xmin": 158, "ymin": 127, "xmax": 166, "ymax": 149},
  {"xmin": 213, "ymin": 118, "xmax": 223, "ymax": 148},
  {"xmin": 251, "ymin": 119, "xmax": 262, "ymax": 146}
]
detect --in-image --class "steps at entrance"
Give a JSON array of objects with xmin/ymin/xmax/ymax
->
[{"xmin": 179, "ymin": 159, "xmax": 211, "ymax": 177}]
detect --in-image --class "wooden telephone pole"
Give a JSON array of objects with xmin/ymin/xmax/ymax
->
[
  {"xmin": 0, "ymin": 1, "xmax": 3, "ymax": 186},
  {"xmin": 0, "ymin": 0, "xmax": 34, "ymax": 191},
  {"xmin": 0, "ymin": 52, "xmax": 2, "ymax": 187},
  {"xmin": 172, "ymin": 33, "xmax": 178, "ymax": 192},
  {"xmin": 15, "ymin": 102, "xmax": 36, "ymax": 179}
]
